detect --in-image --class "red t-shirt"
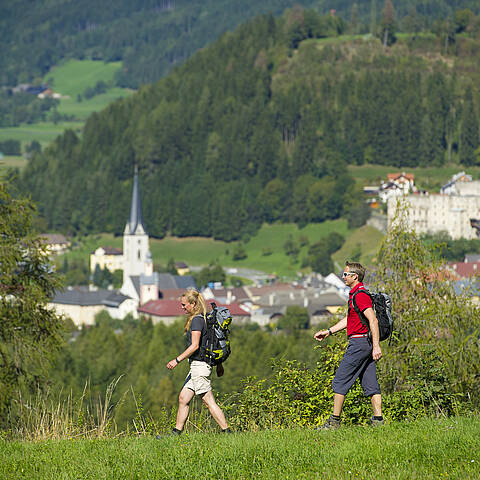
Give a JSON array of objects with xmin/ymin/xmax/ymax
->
[{"xmin": 347, "ymin": 283, "xmax": 372, "ymax": 336}]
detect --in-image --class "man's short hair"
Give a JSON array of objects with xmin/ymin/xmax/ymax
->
[{"xmin": 345, "ymin": 261, "xmax": 365, "ymax": 282}]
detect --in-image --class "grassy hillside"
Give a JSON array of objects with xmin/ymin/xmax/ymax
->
[
  {"xmin": 0, "ymin": 60, "xmax": 134, "ymax": 150},
  {"xmin": 1, "ymin": 417, "xmax": 478, "ymax": 479},
  {"xmin": 44, "ymin": 60, "xmax": 134, "ymax": 120},
  {"xmin": 62, "ymin": 220, "xmax": 362, "ymax": 278}
]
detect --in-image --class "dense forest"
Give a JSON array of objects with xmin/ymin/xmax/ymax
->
[
  {"xmin": 1, "ymin": 0, "xmax": 479, "ymax": 88},
  {"xmin": 14, "ymin": 7, "xmax": 480, "ymax": 240}
]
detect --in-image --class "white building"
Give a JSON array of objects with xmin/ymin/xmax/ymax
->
[{"xmin": 388, "ymin": 194, "xmax": 480, "ymax": 240}]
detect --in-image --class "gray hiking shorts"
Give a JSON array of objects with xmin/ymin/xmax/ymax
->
[{"xmin": 332, "ymin": 337, "xmax": 381, "ymax": 397}]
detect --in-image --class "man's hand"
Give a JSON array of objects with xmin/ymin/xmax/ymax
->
[
  {"xmin": 372, "ymin": 344, "xmax": 382, "ymax": 361},
  {"xmin": 314, "ymin": 330, "xmax": 329, "ymax": 342}
]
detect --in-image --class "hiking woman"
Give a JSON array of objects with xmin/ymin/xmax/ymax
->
[{"xmin": 165, "ymin": 289, "xmax": 231, "ymax": 435}]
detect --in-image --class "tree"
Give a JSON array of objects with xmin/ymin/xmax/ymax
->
[
  {"xmin": 459, "ymin": 87, "xmax": 479, "ymax": 166},
  {"xmin": 0, "ymin": 185, "xmax": 64, "ymax": 423},
  {"xmin": 277, "ymin": 306, "xmax": 310, "ymax": 335},
  {"xmin": 379, "ymin": 0, "xmax": 396, "ymax": 47}
]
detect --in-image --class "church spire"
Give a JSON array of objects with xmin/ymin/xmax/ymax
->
[{"xmin": 128, "ymin": 165, "xmax": 146, "ymax": 234}]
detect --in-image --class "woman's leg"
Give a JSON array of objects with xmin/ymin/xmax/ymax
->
[
  {"xmin": 201, "ymin": 390, "xmax": 228, "ymax": 430},
  {"xmin": 176, "ymin": 387, "xmax": 195, "ymax": 430}
]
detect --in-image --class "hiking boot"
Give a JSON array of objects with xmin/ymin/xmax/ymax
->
[
  {"xmin": 155, "ymin": 428, "xmax": 182, "ymax": 439},
  {"xmin": 369, "ymin": 416, "xmax": 385, "ymax": 427},
  {"xmin": 317, "ymin": 415, "xmax": 341, "ymax": 430},
  {"xmin": 222, "ymin": 427, "xmax": 233, "ymax": 434}
]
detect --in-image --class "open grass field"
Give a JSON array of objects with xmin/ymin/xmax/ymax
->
[
  {"xmin": 0, "ymin": 121, "xmax": 84, "ymax": 149},
  {"xmin": 348, "ymin": 163, "xmax": 480, "ymax": 192},
  {"xmin": 0, "ymin": 60, "xmax": 134, "ymax": 150},
  {"xmin": 1, "ymin": 417, "xmax": 478, "ymax": 479},
  {"xmin": 62, "ymin": 220, "xmax": 362, "ymax": 278},
  {"xmin": 44, "ymin": 60, "xmax": 134, "ymax": 120},
  {"xmin": 0, "ymin": 155, "xmax": 28, "ymax": 178}
]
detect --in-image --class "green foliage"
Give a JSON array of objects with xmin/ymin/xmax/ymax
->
[
  {"xmin": 0, "ymin": 185, "xmax": 64, "ymax": 424},
  {"xmin": 276, "ymin": 306, "xmax": 310, "ymax": 333},
  {"xmin": 193, "ymin": 263, "xmax": 226, "ymax": 288},
  {"xmin": 421, "ymin": 232, "xmax": 480, "ymax": 262},
  {"xmin": 303, "ymin": 232, "xmax": 345, "ymax": 274},
  {"xmin": 225, "ymin": 342, "xmax": 448, "ymax": 431},
  {"xmin": 0, "ymin": 139, "xmax": 21, "ymax": 155}
]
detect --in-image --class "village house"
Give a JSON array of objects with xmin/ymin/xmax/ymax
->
[
  {"xmin": 40, "ymin": 233, "xmax": 71, "ymax": 254},
  {"xmin": 90, "ymin": 246, "xmax": 123, "ymax": 273},
  {"xmin": 378, "ymin": 172, "xmax": 415, "ymax": 203},
  {"xmin": 440, "ymin": 171, "xmax": 473, "ymax": 195},
  {"xmin": 175, "ymin": 262, "xmax": 190, "ymax": 275},
  {"xmin": 49, "ymin": 287, "xmax": 136, "ymax": 326}
]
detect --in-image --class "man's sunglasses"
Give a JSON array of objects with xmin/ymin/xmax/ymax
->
[{"xmin": 342, "ymin": 271, "xmax": 357, "ymax": 277}]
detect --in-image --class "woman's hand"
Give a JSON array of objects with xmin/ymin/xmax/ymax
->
[{"xmin": 166, "ymin": 359, "xmax": 178, "ymax": 370}]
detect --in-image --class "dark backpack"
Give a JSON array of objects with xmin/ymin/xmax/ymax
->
[
  {"xmin": 351, "ymin": 288, "xmax": 394, "ymax": 342},
  {"xmin": 202, "ymin": 302, "xmax": 232, "ymax": 366}
]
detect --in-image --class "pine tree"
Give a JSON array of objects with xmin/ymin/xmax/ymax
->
[{"xmin": 459, "ymin": 87, "xmax": 479, "ymax": 166}]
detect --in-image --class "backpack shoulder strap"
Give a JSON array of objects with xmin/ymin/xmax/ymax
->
[{"xmin": 350, "ymin": 288, "xmax": 371, "ymax": 329}]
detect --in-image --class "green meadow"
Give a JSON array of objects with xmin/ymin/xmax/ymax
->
[
  {"xmin": 1, "ymin": 417, "xmax": 478, "ymax": 480},
  {"xmin": 44, "ymin": 60, "xmax": 134, "ymax": 120},
  {"xmin": 60, "ymin": 220, "xmax": 379, "ymax": 278},
  {"xmin": 0, "ymin": 60, "xmax": 134, "ymax": 149},
  {"xmin": 0, "ymin": 155, "xmax": 28, "ymax": 178}
]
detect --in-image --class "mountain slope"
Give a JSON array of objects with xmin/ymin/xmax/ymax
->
[
  {"xmin": 1, "ymin": 0, "xmax": 478, "ymax": 88},
  {"xmin": 16, "ymin": 8, "xmax": 480, "ymax": 240}
]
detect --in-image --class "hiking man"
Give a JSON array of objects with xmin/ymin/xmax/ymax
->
[{"xmin": 314, "ymin": 261, "xmax": 384, "ymax": 428}]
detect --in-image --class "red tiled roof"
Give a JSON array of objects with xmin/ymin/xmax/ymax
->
[
  {"xmin": 138, "ymin": 299, "xmax": 250, "ymax": 317},
  {"xmin": 448, "ymin": 262, "xmax": 480, "ymax": 278},
  {"xmin": 387, "ymin": 172, "xmax": 414, "ymax": 181}
]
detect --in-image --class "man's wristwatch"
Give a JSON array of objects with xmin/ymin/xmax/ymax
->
[
  {"xmin": 175, "ymin": 357, "xmax": 180, "ymax": 364},
  {"xmin": 328, "ymin": 328, "xmax": 333, "ymax": 336}
]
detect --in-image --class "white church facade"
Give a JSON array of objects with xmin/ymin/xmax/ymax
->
[{"xmin": 50, "ymin": 167, "xmax": 196, "ymax": 326}]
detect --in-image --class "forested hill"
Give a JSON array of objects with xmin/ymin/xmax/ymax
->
[
  {"xmin": 16, "ymin": 8, "xmax": 480, "ymax": 240},
  {"xmin": 1, "ymin": 0, "xmax": 479, "ymax": 88}
]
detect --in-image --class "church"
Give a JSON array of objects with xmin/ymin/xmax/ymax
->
[{"xmin": 50, "ymin": 167, "xmax": 196, "ymax": 326}]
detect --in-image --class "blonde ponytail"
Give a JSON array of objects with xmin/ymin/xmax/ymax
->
[{"xmin": 182, "ymin": 289, "xmax": 207, "ymax": 334}]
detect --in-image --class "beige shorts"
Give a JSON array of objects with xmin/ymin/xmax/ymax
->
[{"xmin": 183, "ymin": 360, "xmax": 212, "ymax": 395}]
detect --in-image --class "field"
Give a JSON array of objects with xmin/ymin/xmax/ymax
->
[
  {"xmin": 62, "ymin": 220, "xmax": 365, "ymax": 278},
  {"xmin": 0, "ymin": 60, "xmax": 134, "ymax": 150},
  {"xmin": 1, "ymin": 417, "xmax": 478, "ymax": 479},
  {"xmin": 0, "ymin": 155, "xmax": 28, "ymax": 178}
]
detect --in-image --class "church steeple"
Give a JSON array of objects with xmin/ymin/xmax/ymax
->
[
  {"xmin": 121, "ymin": 166, "xmax": 150, "ymax": 297},
  {"xmin": 127, "ymin": 165, "xmax": 146, "ymax": 235}
]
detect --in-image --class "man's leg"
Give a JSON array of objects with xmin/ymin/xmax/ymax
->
[
  {"xmin": 371, "ymin": 394, "xmax": 382, "ymax": 417},
  {"xmin": 176, "ymin": 387, "xmax": 195, "ymax": 431},
  {"xmin": 333, "ymin": 393, "xmax": 345, "ymax": 416},
  {"xmin": 201, "ymin": 390, "xmax": 228, "ymax": 430}
]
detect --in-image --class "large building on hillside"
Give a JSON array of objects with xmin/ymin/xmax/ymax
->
[{"xmin": 388, "ymin": 181, "xmax": 480, "ymax": 240}]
